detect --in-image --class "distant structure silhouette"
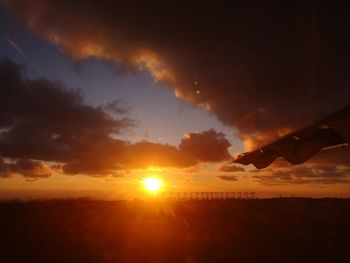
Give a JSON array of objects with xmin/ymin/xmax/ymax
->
[{"xmin": 166, "ymin": 192, "xmax": 256, "ymax": 200}]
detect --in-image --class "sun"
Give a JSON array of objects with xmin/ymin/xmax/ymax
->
[{"xmin": 143, "ymin": 177, "xmax": 162, "ymax": 195}]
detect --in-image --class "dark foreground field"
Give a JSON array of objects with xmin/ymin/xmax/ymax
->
[{"xmin": 0, "ymin": 198, "xmax": 349, "ymax": 263}]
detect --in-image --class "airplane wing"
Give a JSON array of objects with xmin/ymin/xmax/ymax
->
[{"xmin": 233, "ymin": 105, "xmax": 350, "ymax": 169}]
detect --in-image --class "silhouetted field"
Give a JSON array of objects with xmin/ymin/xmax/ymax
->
[{"xmin": 0, "ymin": 198, "xmax": 349, "ymax": 263}]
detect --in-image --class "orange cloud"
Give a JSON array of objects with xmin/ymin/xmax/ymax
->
[
  {"xmin": 0, "ymin": 158, "xmax": 52, "ymax": 178},
  {"xmin": 218, "ymin": 163, "xmax": 245, "ymax": 173},
  {"xmin": 240, "ymin": 126, "xmax": 293, "ymax": 151},
  {"xmin": 217, "ymin": 175, "xmax": 238, "ymax": 181}
]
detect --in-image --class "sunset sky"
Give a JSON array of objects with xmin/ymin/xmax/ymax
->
[{"xmin": 0, "ymin": 1, "xmax": 349, "ymax": 199}]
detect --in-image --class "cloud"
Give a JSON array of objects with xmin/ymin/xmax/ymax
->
[
  {"xmin": 308, "ymin": 146, "xmax": 350, "ymax": 166},
  {"xmin": 122, "ymin": 130, "xmax": 232, "ymax": 169},
  {"xmin": 13, "ymin": 159, "xmax": 52, "ymax": 178},
  {"xmin": 253, "ymin": 163, "xmax": 350, "ymax": 185},
  {"xmin": 0, "ymin": 58, "xmax": 232, "ymax": 176},
  {"xmin": 250, "ymin": 146, "xmax": 350, "ymax": 185},
  {"xmin": 0, "ymin": 57, "xmax": 131, "ymax": 175},
  {"xmin": 3, "ymin": 2, "xmax": 350, "ymax": 181},
  {"xmin": 179, "ymin": 129, "xmax": 232, "ymax": 163},
  {"xmin": 103, "ymin": 99, "xmax": 129, "ymax": 115},
  {"xmin": 62, "ymin": 130, "xmax": 232, "ymax": 175},
  {"xmin": 218, "ymin": 163, "xmax": 245, "ymax": 172},
  {"xmin": 0, "ymin": 158, "xmax": 13, "ymax": 177},
  {"xmin": 217, "ymin": 175, "xmax": 238, "ymax": 182},
  {"xmin": 122, "ymin": 141, "xmax": 196, "ymax": 169},
  {"xmin": 4, "ymin": 0, "xmax": 350, "ymax": 150},
  {"xmin": 0, "ymin": 157, "xmax": 52, "ymax": 178}
]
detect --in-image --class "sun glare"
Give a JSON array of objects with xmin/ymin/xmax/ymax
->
[{"xmin": 143, "ymin": 177, "xmax": 162, "ymax": 195}]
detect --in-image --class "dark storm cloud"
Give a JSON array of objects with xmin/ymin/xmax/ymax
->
[
  {"xmin": 217, "ymin": 175, "xmax": 238, "ymax": 182},
  {"xmin": 62, "ymin": 130, "xmax": 232, "ymax": 175},
  {"xmin": 179, "ymin": 129, "xmax": 232, "ymax": 163},
  {"xmin": 0, "ymin": 58, "xmax": 232, "ymax": 176},
  {"xmin": 0, "ymin": 57, "xmax": 131, "ymax": 175},
  {"xmin": 118, "ymin": 131, "xmax": 232, "ymax": 170},
  {"xmin": 4, "ymin": 0, "xmax": 350, "ymax": 150}
]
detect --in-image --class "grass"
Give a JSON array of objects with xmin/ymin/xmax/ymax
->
[{"xmin": 0, "ymin": 198, "xmax": 349, "ymax": 262}]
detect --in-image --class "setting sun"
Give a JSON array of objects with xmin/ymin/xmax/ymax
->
[{"xmin": 143, "ymin": 177, "xmax": 162, "ymax": 195}]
